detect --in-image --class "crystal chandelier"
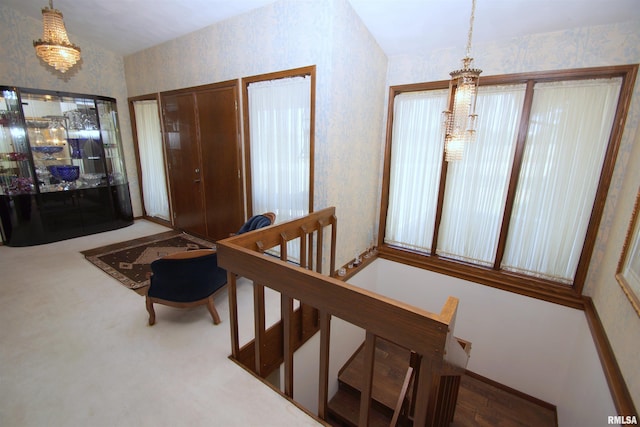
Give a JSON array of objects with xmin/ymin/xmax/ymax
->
[
  {"xmin": 442, "ymin": 0, "xmax": 481, "ymax": 162},
  {"xmin": 33, "ymin": 0, "xmax": 81, "ymax": 73}
]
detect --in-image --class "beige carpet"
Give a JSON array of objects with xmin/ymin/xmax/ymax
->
[{"xmin": 0, "ymin": 219, "xmax": 321, "ymax": 427}]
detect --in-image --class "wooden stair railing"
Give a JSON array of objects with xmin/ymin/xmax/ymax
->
[
  {"xmin": 217, "ymin": 207, "xmax": 471, "ymax": 426},
  {"xmin": 390, "ymin": 364, "xmax": 414, "ymax": 426},
  {"xmin": 222, "ymin": 208, "xmax": 337, "ymax": 379}
]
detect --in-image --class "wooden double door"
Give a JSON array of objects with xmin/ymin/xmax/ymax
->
[{"xmin": 161, "ymin": 81, "xmax": 243, "ymax": 241}]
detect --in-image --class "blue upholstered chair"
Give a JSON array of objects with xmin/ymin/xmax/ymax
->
[
  {"xmin": 145, "ymin": 213, "xmax": 275, "ymax": 326},
  {"xmin": 236, "ymin": 212, "xmax": 275, "ymax": 234},
  {"xmin": 146, "ymin": 249, "xmax": 227, "ymax": 326}
]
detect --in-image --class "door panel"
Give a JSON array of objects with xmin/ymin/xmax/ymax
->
[
  {"xmin": 162, "ymin": 93, "xmax": 206, "ymax": 236},
  {"xmin": 196, "ymin": 84, "xmax": 244, "ymax": 240}
]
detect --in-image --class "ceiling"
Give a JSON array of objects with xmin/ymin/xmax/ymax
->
[{"xmin": 3, "ymin": 0, "xmax": 640, "ymax": 57}]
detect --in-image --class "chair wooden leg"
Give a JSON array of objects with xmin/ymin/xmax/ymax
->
[
  {"xmin": 146, "ymin": 296, "xmax": 156, "ymax": 326},
  {"xmin": 207, "ymin": 296, "xmax": 221, "ymax": 325}
]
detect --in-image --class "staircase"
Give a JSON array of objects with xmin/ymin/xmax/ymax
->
[
  {"xmin": 327, "ymin": 338, "xmax": 558, "ymax": 427},
  {"xmin": 217, "ymin": 209, "xmax": 555, "ymax": 426},
  {"xmin": 328, "ymin": 338, "xmax": 412, "ymax": 426}
]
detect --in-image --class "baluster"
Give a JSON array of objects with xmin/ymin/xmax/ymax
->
[
  {"xmin": 280, "ymin": 232, "xmax": 288, "ymax": 262},
  {"xmin": 316, "ymin": 220, "xmax": 324, "ymax": 274},
  {"xmin": 281, "ymin": 230, "xmax": 294, "ymax": 396},
  {"xmin": 359, "ymin": 331, "xmax": 376, "ymax": 426},
  {"xmin": 413, "ymin": 356, "xmax": 435, "ymax": 427},
  {"xmin": 330, "ymin": 214, "xmax": 337, "ymax": 276},
  {"xmin": 308, "ymin": 230, "xmax": 314, "ymax": 271},
  {"xmin": 317, "ymin": 310, "xmax": 331, "ymax": 420},
  {"xmin": 299, "ymin": 226, "xmax": 308, "ymax": 269},
  {"xmin": 228, "ymin": 272, "xmax": 240, "ymax": 359},
  {"xmin": 282, "ymin": 294, "xmax": 294, "ymax": 397},
  {"xmin": 253, "ymin": 281, "xmax": 266, "ymax": 376}
]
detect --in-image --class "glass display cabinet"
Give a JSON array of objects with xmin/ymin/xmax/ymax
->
[{"xmin": 0, "ymin": 87, "xmax": 133, "ymax": 246}]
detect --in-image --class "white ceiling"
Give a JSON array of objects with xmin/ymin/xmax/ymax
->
[{"xmin": 3, "ymin": 0, "xmax": 640, "ymax": 57}]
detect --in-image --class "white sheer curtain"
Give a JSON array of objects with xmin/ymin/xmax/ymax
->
[
  {"xmin": 437, "ymin": 84, "xmax": 526, "ymax": 266},
  {"xmin": 384, "ymin": 89, "xmax": 448, "ymax": 252},
  {"xmin": 247, "ymin": 76, "xmax": 311, "ymax": 223},
  {"xmin": 502, "ymin": 78, "xmax": 622, "ymax": 282},
  {"xmin": 133, "ymin": 100, "xmax": 169, "ymax": 220}
]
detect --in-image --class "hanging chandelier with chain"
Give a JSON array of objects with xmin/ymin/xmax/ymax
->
[
  {"xmin": 33, "ymin": 0, "xmax": 81, "ymax": 73},
  {"xmin": 442, "ymin": 0, "xmax": 482, "ymax": 162}
]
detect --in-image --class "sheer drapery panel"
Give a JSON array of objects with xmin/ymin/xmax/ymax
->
[
  {"xmin": 247, "ymin": 76, "xmax": 311, "ymax": 262},
  {"xmin": 384, "ymin": 89, "xmax": 448, "ymax": 252},
  {"xmin": 437, "ymin": 84, "xmax": 526, "ymax": 266},
  {"xmin": 133, "ymin": 100, "xmax": 169, "ymax": 220},
  {"xmin": 248, "ymin": 76, "xmax": 311, "ymax": 223},
  {"xmin": 501, "ymin": 78, "xmax": 622, "ymax": 282}
]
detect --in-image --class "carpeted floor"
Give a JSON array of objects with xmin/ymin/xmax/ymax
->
[
  {"xmin": 82, "ymin": 230, "xmax": 215, "ymax": 290},
  {"xmin": 0, "ymin": 220, "xmax": 320, "ymax": 427}
]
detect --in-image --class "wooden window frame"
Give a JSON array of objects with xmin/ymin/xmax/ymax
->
[
  {"xmin": 378, "ymin": 65, "xmax": 638, "ymax": 309},
  {"xmin": 128, "ymin": 92, "xmax": 173, "ymax": 227},
  {"xmin": 616, "ymin": 187, "xmax": 640, "ymax": 317},
  {"xmin": 241, "ymin": 65, "xmax": 316, "ymax": 217}
]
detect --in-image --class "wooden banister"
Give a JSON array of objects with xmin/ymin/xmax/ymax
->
[
  {"xmin": 391, "ymin": 365, "xmax": 415, "ymax": 426},
  {"xmin": 441, "ymin": 298, "xmax": 472, "ymax": 376},
  {"xmin": 217, "ymin": 207, "xmax": 470, "ymax": 426}
]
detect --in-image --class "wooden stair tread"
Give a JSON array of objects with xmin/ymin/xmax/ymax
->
[
  {"xmin": 337, "ymin": 337, "xmax": 411, "ymax": 410},
  {"xmin": 331, "ymin": 338, "xmax": 558, "ymax": 427},
  {"xmin": 329, "ymin": 374, "xmax": 557, "ymax": 427},
  {"xmin": 327, "ymin": 388, "xmax": 392, "ymax": 427}
]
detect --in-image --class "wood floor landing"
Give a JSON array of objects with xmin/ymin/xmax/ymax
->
[
  {"xmin": 452, "ymin": 372, "xmax": 557, "ymax": 426},
  {"xmin": 327, "ymin": 338, "xmax": 557, "ymax": 426}
]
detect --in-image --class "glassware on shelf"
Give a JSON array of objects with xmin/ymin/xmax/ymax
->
[
  {"xmin": 108, "ymin": 172, "xmax": 124, "ymax": 185},
  {"xmin": 35, "ymin": 166, "xmax": 52, "ymax": 185},
  {"xmin": 353, "ymin": 251, "xmax": 362, "ymax": 267},
  {"xmin": 68, "ymin": 138, "xmax": 85, "ymax": 159},
  {"xmin": 29, "ymin": 124, "xmax": 65, "ymax": 160},
  {"xmin": 80, "ymin": 173, "xmax": 104, "ymax": 187},
  {"xmin": 48, "ymin": 165, "xmax": 80, "ymax": 190},
  {"xmin": 2, "ymin": 152, "xmax": 29, "ymax": 161},
  {"xmin": 31, "ymin": 145, "xmax": 64, "ymax": 160},
  {"xmin": 47, "ymin": 119, "xmax": 66, "ymax": 145},
  {"xmin": 1, "ymin": 176, "xmax": 34, "ymax": 195}
]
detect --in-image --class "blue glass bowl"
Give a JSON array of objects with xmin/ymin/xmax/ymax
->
[
  {"xmin": 48, "ymin": 165, "xmax": 80, "ymax": 182},
  {"xmin": 32, "ymin": 145, "xmax": 64, "ymax": 155}
]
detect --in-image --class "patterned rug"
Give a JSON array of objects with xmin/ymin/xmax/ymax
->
[{"xmin": 82, "ymin": 231, "xmax": 215, "ymax": 290}]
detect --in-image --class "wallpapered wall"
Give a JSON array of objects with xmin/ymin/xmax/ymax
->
[
  {"xmin": 0, "ymin": 4, "xmax": 142, "ymax": 217},
  {"xmin": 2, "ymin": 0, "xmax": 638, "ymax": 409},
  {"xmin": 386, "ymin": 20, "xmax": 640, "ymax": 406},
  {"xmin": 124, "ymin": 0, "xmax": 388, "ymax": 267}
]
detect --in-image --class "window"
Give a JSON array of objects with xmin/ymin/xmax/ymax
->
[
  {"xmin": 130, "ymin": 98, "xmax": 170, "ymax": 221},
  {"xmin": 242, "ymin": 66, "xmax": 316, "ymax": 263},
  {"xmin": 243, "ymin": 67, "xmax": 315, "ymax": 223},
  {"xmin": 379, "ymin": 66, "xmax": 637, "ymax": 306}
]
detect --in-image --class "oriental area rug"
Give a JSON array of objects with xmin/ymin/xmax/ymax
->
[{"xmin": 82, "ymin": 231, "xmax": 215, "ymax": 291}]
